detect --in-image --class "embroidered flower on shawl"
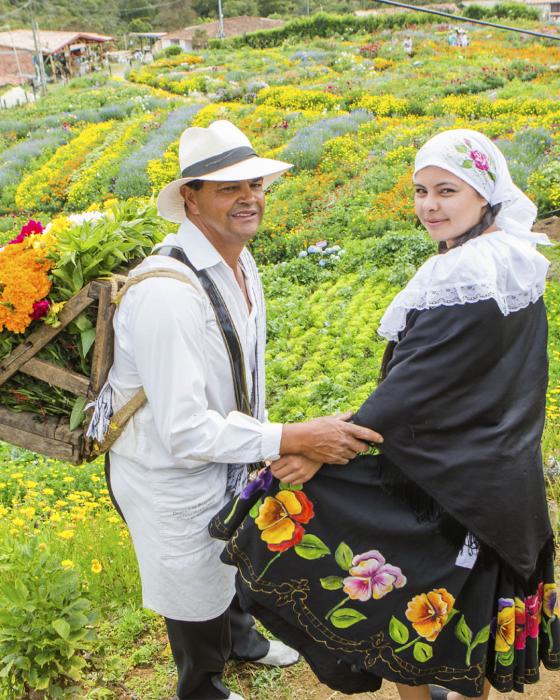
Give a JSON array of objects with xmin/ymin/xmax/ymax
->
[
  {"xmin": 240, "ymin": 467, "xmax": 273, "ymax": 500},
  {"xmin": 492, "ymin": 598, "xmax": 515, "ymax": 653},
  {"xmin": 514, "ymin": 597, "xmax": 527, "ymax": 650},
  {"xmin": 543, "ymin": 584, "xmax": 559, "ymax": 619},
  {"xmin": 525, "ymin": 587, "xmax": 543, "ymax": 639},
  {"xmin": 255, "ymin": 490, "xmax": 314, "ymax": 552},
  {"xmin": 405, "ymin": 588, "xmax": 455, "ymax": 642},
  {"xmin": 452, "ymin": 139, "xmax": 496, "ymax": 183},
  {"xmin": 343, "ymin": 550, "xmax": 406, "ymax": 602}
]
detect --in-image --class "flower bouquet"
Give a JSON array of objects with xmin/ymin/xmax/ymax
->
[{"xmin": 0, "ymin": 198, "xmax": 168, "ymax": 460}]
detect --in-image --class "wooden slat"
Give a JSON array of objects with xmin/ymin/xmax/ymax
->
[
  {"xmin": 19, "ymin": 358, "xmax": 90, "ymax": 397},
  {"xmin": 88, "ymin": 280, "xmax": 117, "ymax": 398},
  {"xmin": 0, "ymin": 423, "xmax": 81, "ymax": 462},
  {"xmin": 0, "ymin": 283, "xmax": 96, "ymax": 388}
]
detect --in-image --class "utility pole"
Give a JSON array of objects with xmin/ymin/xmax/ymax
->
[
  {"xmin": 217, "ymin": 0, "xmax": 225, "ymax": 39},
  {"xmin": 30, "ymin": 3, "xmax": 47, "ymax": 95}
]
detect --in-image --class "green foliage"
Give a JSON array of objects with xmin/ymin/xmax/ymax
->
[
  {"xmin": 0, "ymin": 537, "xmax": 96, "ymax": 697},
  {"xmin": 463, "ymin": 2, "xmax": 540, "ymax": 21},
  {"xmin": 50, "ymin": 199, "xmax": 167, "ymax": 301}
]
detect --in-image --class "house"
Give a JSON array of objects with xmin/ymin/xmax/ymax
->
[
  {"xmin": 0, "ymin": 30, "xmax": 114, "ymax": 86},
  {"xmin": 155, "ymin": 16, "xmax": 285, "ymax": 53}
]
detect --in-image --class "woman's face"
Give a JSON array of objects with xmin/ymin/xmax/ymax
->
[{"xmin": 414, "ymin": 166, "xmax": 489, "ymax": 248}]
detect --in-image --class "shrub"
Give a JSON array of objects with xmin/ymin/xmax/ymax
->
[
  {"xmin": 463, "ymin": 2, "xmax": 539, "ymax": 20},
  {"xmin": 0, "ymin": 537, "xmax": 96, "ymax": 697}
]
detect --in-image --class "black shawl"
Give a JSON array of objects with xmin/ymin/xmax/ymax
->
[{"xmin": 352, "ymin": 297, "xmax": 552, "ymax": 581}]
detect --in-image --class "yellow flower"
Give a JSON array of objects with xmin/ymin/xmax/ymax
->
[
  {"xmin": 10, "ymin": 472, "xmax": 23, "ymax": 479},
  {"xmin": 61, "ymin": 560, "xmax": 75, "ymax": 570},
  {"xmin": 63, "ymin": 476, "xmax": 75, "ymax": 483},
  {"xmin": 57, "ymin": 529, "xmax": 75, "ymax": 540},
  {"xmin": 20, "ymin": 506, "xmax": 35, "ymax": 519},
  {"xmin": 108, "ymin": 515, "xmax": 120, "ymax": 524},
  {"xmin": 11, "ymin": 517, "xmax": 25, "ymax": 528},
  {"xmin": 42, "ymin": 488, "xmax": 54, "ymax": 496},
  {"xmin": 91, "ymin": 559, "xmax": 103, "ymax": 574},
  {"xmin": 25, "ymin": 480, "xmax": 37, "ymax": 488},
  {"xmin": 50, "ymin": 512, "xmax": 62, "ymax": 523},
  {"xmin": 38, "ymin": 542, "xmax": 47, "ymax": 551}
]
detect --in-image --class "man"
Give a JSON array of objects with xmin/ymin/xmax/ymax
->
[{"xmin": 102, "ymin": 120, "xmax": 382, "ymax": 700}]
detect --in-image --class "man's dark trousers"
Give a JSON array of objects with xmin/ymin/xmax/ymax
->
[{"xmin": 165, "ymin": 595, "xmax": 270, "ymax": 699}]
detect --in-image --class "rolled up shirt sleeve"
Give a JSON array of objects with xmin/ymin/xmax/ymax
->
[{"xmin": 129, "ymin": 277, "xmax": 282, "ymax": 464}]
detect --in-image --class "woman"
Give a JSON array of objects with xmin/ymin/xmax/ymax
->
[{"xmin": 214, "ymin": 130, "xmax": 560, "ymax": 699}]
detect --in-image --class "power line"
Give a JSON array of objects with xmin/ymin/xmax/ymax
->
[{"xmin": 371, "ymin": 0, "xmax": 560, "ymax": 42}]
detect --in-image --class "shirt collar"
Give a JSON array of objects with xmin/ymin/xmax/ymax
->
[{"xmin": 176, "ymin": 219, "xmax": 225, "ymax": 272}]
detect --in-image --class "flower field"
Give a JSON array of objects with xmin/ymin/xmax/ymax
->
[{"xmin": 1, "ymin": 11, "xmax": 560, "ymax": 698}]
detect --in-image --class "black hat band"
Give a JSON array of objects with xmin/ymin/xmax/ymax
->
[{"xmin": 181, "ymin": 146, "xmax": 257, "ymax": 178}]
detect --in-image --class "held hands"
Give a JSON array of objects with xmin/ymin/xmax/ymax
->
[
  {"xmin": 280, "ymin": 410, "xmax": 383, "ymax": 465},
  {"xmin": 270, "ymin": 454, "xmax": 323, "ymax": 485}
]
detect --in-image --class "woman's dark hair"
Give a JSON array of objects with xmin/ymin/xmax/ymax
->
[{"xmin": 437, "ymin": 202, "xmax": 502, "ymax": 254}]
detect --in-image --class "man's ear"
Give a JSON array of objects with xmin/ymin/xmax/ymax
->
[{"xmin": 180, "ymin": 184, "xmax": 199, "ymax": 215}]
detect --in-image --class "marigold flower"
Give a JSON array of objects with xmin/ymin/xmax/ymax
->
[
  {"xmin": 57, "ymin": 529, "xmax": 75, "ymax": 540},
  {"xmin": 61, "ymin": 560, "xmax": 75, "ymax": 570},
  {"xmin": 38, "ymin": 542, "xmax": 47, "ymax": 551}
]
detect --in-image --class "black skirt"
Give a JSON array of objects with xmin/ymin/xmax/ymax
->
[{"xmin": 219, "ymin": 458, "xmax": 560, "ymax": 697}]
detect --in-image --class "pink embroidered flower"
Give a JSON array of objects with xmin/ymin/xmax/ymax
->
[
  {"xmin": 343, "ymin": 550, "xmax": 406, "ymax": 601},
  {"xmin": 469, "ymin": 149, "xmax": 490, "ymax": 172},
  {"xmin": 9, "ymin": 219, "xmax": 44, "ymax": 245},
  {"xmin": 30, "ymin": 299, "xmax": 51, "ymax": 320},
  {"xmin": 525, "ymin": 588, "xmax": 542, "ymax": 639}
]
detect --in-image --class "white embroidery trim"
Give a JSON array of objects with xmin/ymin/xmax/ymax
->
[{"xmin": 378, "ymin": 230, "xmax": 549, "ymax": 341}]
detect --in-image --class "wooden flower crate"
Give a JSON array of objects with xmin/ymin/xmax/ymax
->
[{"xmin": 0, "ymin": 276, "xmax": 126, "ymax": 463}]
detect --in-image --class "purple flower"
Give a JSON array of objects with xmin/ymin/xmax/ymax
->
[
  {"xmin": 343, "ymin": 550, "xmax": 406, "ymax": 601},
  {"xmin": 469, "ymin": 149, "xmax": 490, "ymax": 172},
  {"xmin": 240, "ymin": 467, "xmax": 273, "ymax": 500}
]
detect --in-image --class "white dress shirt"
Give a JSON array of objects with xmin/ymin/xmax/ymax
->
[{"xmin": 107, "ymin": 220, "xmax": 282, "ymax": 621}]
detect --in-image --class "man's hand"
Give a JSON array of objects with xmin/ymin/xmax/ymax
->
[
  {"xmin": 270, "ymin": 455, "xmax": 323, "ymax": 485},
  {"xmin": 280, "ymin": 411, "xmax": 383, "ymax": 465}
]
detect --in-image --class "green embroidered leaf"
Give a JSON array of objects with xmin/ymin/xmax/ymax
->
[
  {"xmin": 413, "ymin": 641, "xmax": 433, "ymax": 663},
  {"xmin": 320, "ymin": 576, "xmax": 344, "ymax": 590},
  {"xmin": 280, "ymin": 482, "xmax": 303, "ymax": 491},
  {"xmin": 473, "ymin": 623, "xmax": 491, "ymax": 647},
  {"xmin": 496, "ymin": 647, "xmax": 515, "ymax": 667},
  {"xmin": 454, "ymin": 615, "xmax": 473, "ymax": 646},
  {"xmin": 443, "ymin": 607, "xmax": 460, "ymax": 628},
  {"xmin": 455, "ymin": 145, "xmax": 468, "ymax": 153},
  {"xmin": 249, "ymin": 498, "xmax": 262, "ymax": 519},
  {"xmin": 389, "ymin": 616, "xmax": 409, "ymax": 645},
  {"xmin": 295, "ymin": 534, "xmax": 330, "ymax": 560},
  {"xmin": 334, "ymin": 542, "xmax": 354, "ymax": 571},
  {"xmin": 462, "ymin": 159, "xmax": 473, "ymax": 168},
  {"xmin": 330, "ymin": 607, "xmax": 367, "ymax": 629}
]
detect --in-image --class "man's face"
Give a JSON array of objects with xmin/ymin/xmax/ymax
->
[{"xmin": 181, "ymin": 178, "xmax": 265, "ymax": 248}]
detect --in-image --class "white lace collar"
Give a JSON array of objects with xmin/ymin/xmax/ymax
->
[{"xmin": 378, "ymin": 230, "xmax": 550, "ymax": 341}]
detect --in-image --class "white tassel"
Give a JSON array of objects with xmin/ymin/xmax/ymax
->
[{"xmin": 85, "ymin": 382, "xmax": 113, "ymax": 442}]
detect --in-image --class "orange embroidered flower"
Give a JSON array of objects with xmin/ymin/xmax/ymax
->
[
  {"xmin": 254, "ymin": 489, "xmax": 314, "ymax": 552},
  {"xmin": 405, "ymin": 588, "xmax": 455, "ymax": 642},
  {"xmin": 494, "ymin": 598, "xmax": 515, "ymax": 653}
]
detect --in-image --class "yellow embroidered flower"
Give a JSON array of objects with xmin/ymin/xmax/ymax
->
[{"xmin": 405, "ymin": 588, "xmax": 456, "ymax": 642}]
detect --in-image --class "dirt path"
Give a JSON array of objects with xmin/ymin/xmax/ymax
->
[{"xmin": 299, "ymin": 665, "xmax": 560, "ymax": 699}]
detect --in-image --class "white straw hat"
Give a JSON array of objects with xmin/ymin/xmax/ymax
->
[{"xmin": 156, "ymin": 119, "xmax": 293, "ymax": 223}]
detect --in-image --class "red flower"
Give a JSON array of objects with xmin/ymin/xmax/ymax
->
[
  {"xmin": 30, "ymin": 299, "xmax": 51, "ymax": 320},
  {"xmin": 525, "ymin": 587, "xmax": 542, "ymax": 639},
  {"xmin": 8, "ymin": 219, "xmax": 44, "ymax": 245}
]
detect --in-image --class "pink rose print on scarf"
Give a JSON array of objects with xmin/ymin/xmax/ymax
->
[
  {"xmin": 469, "ymin": 149, "xmax": 490, "ymax": 172},
  {"xmin": 343, "ymin": 549, "xmax": 407, "ymax": 601}
]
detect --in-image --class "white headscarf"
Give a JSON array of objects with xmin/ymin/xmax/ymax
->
[
  {"xmin": 414, "ymin": 128, "xmax": 550, "ymax": 247},
  {"xmin": 377, "ymin": 129, "xmax": 551, "ymax": 341}
]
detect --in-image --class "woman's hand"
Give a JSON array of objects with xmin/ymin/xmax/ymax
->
[{"xmin": 270, "ymin": 455, "xmax": 323, "ymax": 485}]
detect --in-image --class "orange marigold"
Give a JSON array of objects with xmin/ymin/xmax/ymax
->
[{"xmin": 0, "ymin": 238, "xmax": 53, "ymax": 334}]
